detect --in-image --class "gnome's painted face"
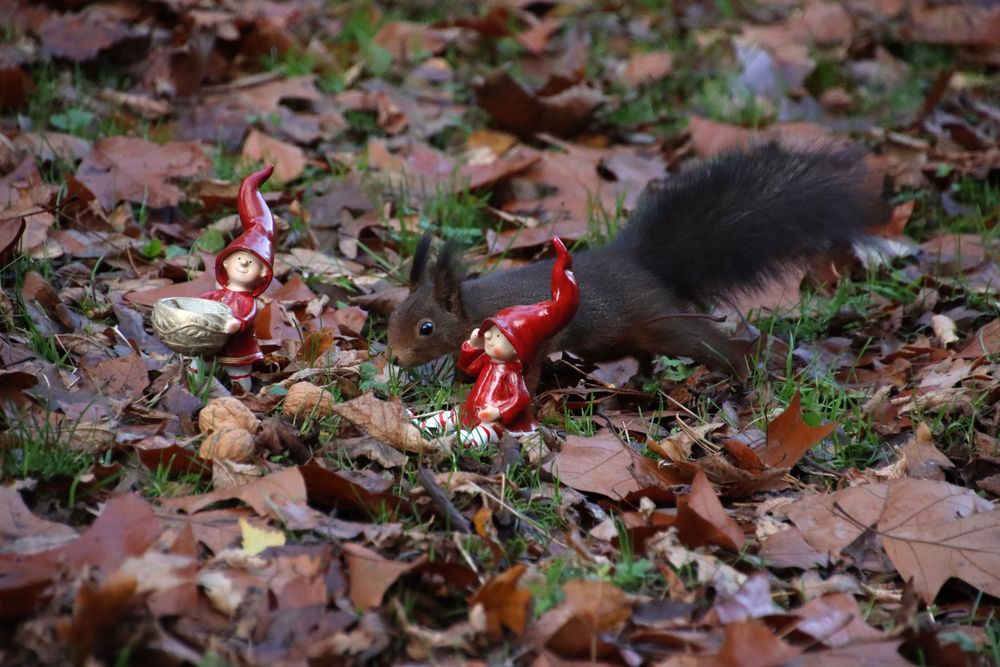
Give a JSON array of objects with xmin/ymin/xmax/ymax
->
[
  {"xmin": 222, "ymin": 251, "xmax": 267, "ymax": 292},
  {"xmin": 483, "ymin": 325, "xmax": 517, "ymax": 361}
]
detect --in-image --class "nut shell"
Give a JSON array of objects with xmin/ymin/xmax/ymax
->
[
  {"xmin": 199, "ymin": 397, "xmax": 261, "ymax": 435},
  {"xmin": 284, "ymin": 381, "xmax": 337, "ymax": 419},
  {"xmin": 199, "ymin": 427, "xmax": 255, "ymax": 462}
]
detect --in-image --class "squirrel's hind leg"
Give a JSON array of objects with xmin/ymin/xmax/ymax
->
[{"xmin": 633, "ymin": 317, "xmax": 751, "ymax": 378}]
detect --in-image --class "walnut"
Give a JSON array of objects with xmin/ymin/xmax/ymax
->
[
  {"xmin": 198, "ymin": 427, "xmax": 255, "ymax": 462},
  {"xmin": 283, "ymin": 381, "xmax": 337, "ymax": 420},
  {"xmin": 198, "ymin": 397, "xmax": 261, "ymax": 435}
]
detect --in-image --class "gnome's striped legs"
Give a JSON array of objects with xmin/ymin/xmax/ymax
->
[
  {"xmin": 413, "ymin": 410, "xmax": 500, "ymax": 448},
  {"xmin": 225, "ymin": 365, "xmax": 253, "ymax": 393}
]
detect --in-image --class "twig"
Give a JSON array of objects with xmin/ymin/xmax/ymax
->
[{"xmin": 416, "ymin": 466, "xmax": 472, "ymax": 533}]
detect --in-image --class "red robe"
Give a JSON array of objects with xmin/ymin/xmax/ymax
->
[
  {"xmin": 200, "ymin": 288, "xmax": 262, "ymax": 366},
  {"xmin": 457, "ymin": 342, "xmax": 533, "ymax": 432}
]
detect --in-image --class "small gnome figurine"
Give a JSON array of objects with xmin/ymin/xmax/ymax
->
[
  {"xmin": 414, "ymin": 237, "xmax": 580, "ymax": 447},
  {"xmin": 196, "ymin": 165, "xmax": 276, "ymax": 393}
]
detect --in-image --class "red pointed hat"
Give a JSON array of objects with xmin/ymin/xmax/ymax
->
[
  {"xmin": 215, "ymin": 165, "xmax": 275, "ymax": 297},
  {"xmin": 480, "ymin": 237, "xmax": 580, "ymax": 366}
]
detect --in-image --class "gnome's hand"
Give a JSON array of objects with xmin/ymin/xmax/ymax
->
[
  {"xmin": 468, "ymin": 328, "xmax": 484, "ymax": 349},
  {"xmin": 478, "ymin": 406, "xmax": 500, "ymax": 423},
  {"xmin": 224, "ymin": 318, "xmax": 241, "ymax": 334}
]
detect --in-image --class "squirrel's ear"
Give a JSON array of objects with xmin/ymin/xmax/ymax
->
[
  {"xmin": 433, "ymin": 241, "xmax": 464, "ymax": 315},
  {"xmin": 409, "ymin": 233, "xmax": 433, "ymax": 291}
]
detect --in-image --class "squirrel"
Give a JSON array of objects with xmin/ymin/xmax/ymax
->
[{"xmin": 387, "ymin": 141, "xmax": 888, "ymax": 377}]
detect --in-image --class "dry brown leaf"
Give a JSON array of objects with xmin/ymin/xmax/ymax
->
[
  {"xmin": 343, "ymin": 542, "xmax": 415, "ymax": 610},
  {"xmin": 58, "ymin": 570, "xmax": 137, "ymax": 664},
  {"xmin": 469, "ymin": 563, "xmax": 532, "ymax": 639},
  {"xmin": 621, "ymin": 51, "xmax": 674, "ymax": 87},
  {"xmin": 532, "ymin": 579, "xmax": 632, "ymax": 659},
  {"xmin": 791, "ymin": 592, "xmax": 884, "ymax": 648},
  {"xmin": 899, "ymin": 423, "xmax": 953, "ymax": 480},
  {"xmin": 709, "ymin": 620, "xmax": 802, "ymax": 666},
  {"xmin": 960, "ymin": 319, "xmax": 1000, "ymax": 359},
  {"xmin": 879, "ymin": 485, "xmax": 1000, "ymax": 602},
  {"xmin": 475, "ymin": 71, "xmax": 606, "ymax": 138},
  {"xmin": 37, "ymin": 11, "xmax": 133, "ymax": 62},
  {"xmin": 0, "ymin": 494, "xmax": 160, "ymax": 620},
  {"xmin": 331, "ymin": 392, "xmax": 447, "ymax": 455},
  {"xmin": 760, "ymin": 391, "xmax": 838, "ymax": 470},
  {"xmin": 241, "ymin": 129, "xmax": 307, "ymax": 183},
  {"xmin": 75, "ymin": 137, "xmax": 211, "ymax": 210},
  {"xmin": 675, "ymin": 470, "xmax": 745, "ymax": 552},
  {"xmin": 0, "ymin": 486, "xmax": 78, "ymax": 555},
  {"xmin": 758, "ymin": 527, "xmax": 830, "ymax": 570},
  {"xmin": 788, "ymin": 478, "xmax": 999, "ymax": 601},
  {"xmin": 704, "ymin": 571, "xmax": 781, "ymax": 624},
  {"xmin": 545, "ymin": 433, "xmax": 659, "ymax": 500}
]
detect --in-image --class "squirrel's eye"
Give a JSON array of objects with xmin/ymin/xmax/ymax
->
[{"xmin": 418, "ymin": 320, "xmax": 434, "ymax": 336}]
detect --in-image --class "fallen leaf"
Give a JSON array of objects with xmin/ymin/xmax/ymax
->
[
  {"xmin": 880, "ymin": 487, "xmax": 1000, "ymax": 602},
  {"xmin": 899, "ymin": 423, "xmax": 953, "ymax": 480},
  {"xmin": 239, "ymin": 518, "xmax": 286, "ymax": 556},
  {"xmin": 163, "ymin": 466, "xmax": 307, "ymax": 520},
  {"xmin": 0, "ymin": 494, "xmax": 160, "ymax": 619},
  {"xmin": 75, "ymin": 137, "xmax": 211, "ymax": 210},
  {"xmin": 758, "ymin": 527, "xmax": 830, "ymax": 570},
  {"xmin": 620, "ymin": 51, "xmax": 673, "ymax": 87},
  {"xmin": 930, "ymin": 314, "xmax": 959, "ymax": 346},
  {"xmin": 331, "ymin": 392, "xmax": 447, "ymax": 455},
  {"xmin": 37, "ymin": 11, "xmax": 133, "ymax": 62},
  {"xmin": 0, "ymin": 486, "xmax": 78, "ymax": 555},
  {"xmin": 241, "ymin": 129, "xmax": 307, "ymax": 183},
  {"xmin": 704, "ymin": 571, "xmax": 781, "ymax": 624},
  {"xmin": 960, "ymin": 319, "xmax": 1000, "ymax": 359},
  {"xmin": 82, "ymin": 353, "xmax": 149, "ymax": 403},
  {"xmin": 760, "ymin": 391, "xmax": 838, "ymax": 470},
  {"xmin": 58, "ymin": 570, "xmax": 137, "ymax": 665},
  {"xmin": 469, "ymin": 563, "xmax": 532, "ymax": 639},
  {"xmin": 372, "ymin": 21, "xmax": 455, "ymax": 60},
  {"xmin": 546, "ymin": 433, "xmax": 657, "ymax": 500},
  {"xmin": 675, "ymin": 470, "xmax": 745, "ymax": 551},
  {"xmin": 791, "ymin": 592, "xmax": 884, "ymax": 648},
  {"xmin": 532, "ymin": 579, "xmax": 632, "ymax": 659},
  {"xmin": 708, "ymin": 620, "xmax": 802, "ymax": 666},
  {"xmin": 475, "ymin": 71, "xmax": 606, "ymax": 138},
  {"xmin": 343, "ymin": 542, "xmax": 415, "ymax": 610},
  {"xmin": 788, "ymin": 478, "xmax": 999, "ymax": 601}
]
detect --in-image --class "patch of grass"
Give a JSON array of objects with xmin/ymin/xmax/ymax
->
[
  {"xmin": 142, "ymin": 462, "xmax": 213, "ymax": 498},
  {"xmin": 1, "ymin": 410, "xmax": 96, "ymax": 482}
]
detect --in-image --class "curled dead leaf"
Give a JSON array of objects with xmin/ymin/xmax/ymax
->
[{"xmin": 469, "ymin": 563, "xmax": 532, "ymax": 639}]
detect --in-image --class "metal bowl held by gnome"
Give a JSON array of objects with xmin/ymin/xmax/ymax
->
[{"xmin": 151, "ymin": 297, "xmax": 232, "ymax": 356}]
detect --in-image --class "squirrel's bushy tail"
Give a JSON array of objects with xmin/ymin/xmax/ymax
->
[{"xmin": 611, "ymin": 141, "xmax": 888, "ymax": 305}]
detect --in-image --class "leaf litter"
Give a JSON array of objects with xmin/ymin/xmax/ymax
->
[{"xmin": 2, "ymin": 0, "xmax": 1000, "ymax": 664}]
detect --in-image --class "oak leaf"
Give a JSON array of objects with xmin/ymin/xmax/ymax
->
[
  {"xmin": 75, "ymin": 137, "xmax": 211, "ymax": 209},
  {"xmin": 241, "ymin": 129, "xmax": 306, "ymax": 183},
  {"xmin": 760, "ymin": 391, "xmax": 838, "ymax": 470},
  {"xmin": 330, "ymin": 392, "xmax": 448, "ymax": 455},
  {"xmin": 545, "ymin": 433, "xmax": 679, "ymax": 500},
  {"xmin": 469, "ymin": 563, "xmax": 532, "ymax": 638},
  {"xmin": 343, "ymin": 543, "xmax": 415, "ymax": 610},
  {"xmin": 788, "ymin": 478, "xmax": 1000, "ymax": 602},
  {"xmin": 675, "ymin": 470, "xmax": 745, "ymax": 551},
  {"xmin": 532, "ymin": 579, "xmax": 632, "ymax": 659}
]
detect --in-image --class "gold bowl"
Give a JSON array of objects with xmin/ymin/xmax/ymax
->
[{"xmin": 151, "ymin": 297, "xmax": 232, "ymax": 356}]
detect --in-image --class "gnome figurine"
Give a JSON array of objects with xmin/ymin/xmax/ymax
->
[
  {"xmin": 415, "ymin": 237, "xmax": 580, "ymax": 447},
  {"xmin": 195, "ymin": 165, "xmax": 276, "ymax": 393}
]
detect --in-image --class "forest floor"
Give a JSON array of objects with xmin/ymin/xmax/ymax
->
[{"xmin": 2, "ymin": 0, "xmax": 1000, "ymax": 665}]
